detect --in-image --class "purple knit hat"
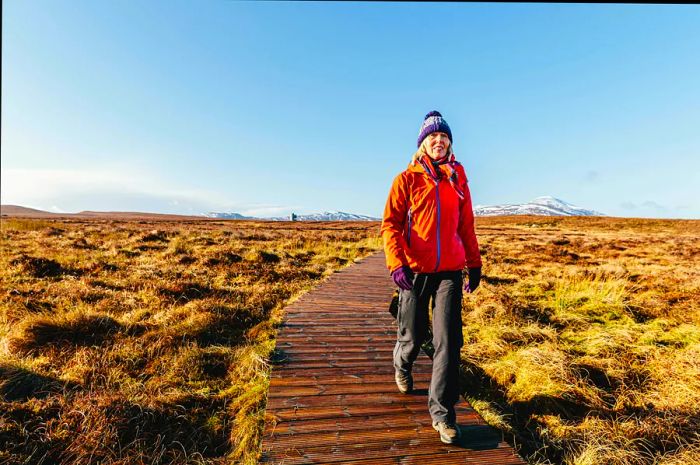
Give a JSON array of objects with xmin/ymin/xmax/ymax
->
[{"xmin": 416, "ymin": 110, "xmax": 452, "ymax": 148}]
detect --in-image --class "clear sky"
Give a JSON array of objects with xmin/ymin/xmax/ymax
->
[{"xmin": 2, "ymin": 2, "xmax": 699, "ymax": 219}]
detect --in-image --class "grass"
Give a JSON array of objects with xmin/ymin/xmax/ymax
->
[
  {"xmin": 0, "ymin": 218, "xmax": 381, "ymax": 464},
  {"xmin": 1, "ymin": 215, "xmax": 698, "ymax": 464},
  {"xmin": 461, "ymin": 215, "xmax": 700, "ymax": 465}
]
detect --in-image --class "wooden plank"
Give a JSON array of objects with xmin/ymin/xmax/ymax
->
[
  {"xmin": 272, "ymin": 352, "xmax": 394, "ymax": 363},
  {"xmin": 273, "ymin": 344, "xmax": 392, "ymax": 353},
  {"xmin": 270, "ymin": 364, "xmax": 433, "ymax": 379},
  {"xmin": 276, "ymin": 327, "xmax": 396, "ymax": 335},
  {"xmin": 266, "ymin": 411, "xmax": 448, "ymax": 435},
  {"xmin": 268, "ymin": 372, "xmax": 433, "ymax": 387},
  {"xmin": 267, "ymin": 380, "xmax": 433, "ymax": 397},
  {"xmin": 266, "ymin": 392, "xmax": 436, "ymax": 410},
  {"xmin": 275, "ymin": 333, "xmax": 397, "ymax": 340}
]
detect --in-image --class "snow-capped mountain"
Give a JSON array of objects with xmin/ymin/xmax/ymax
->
[
  {"xmin": 203, "ymin": 212, "xmax": 255, "ymax": 219},
  {"xmin": 206, "ymin": 198, "xmax": 601, "ymax": 221},
  {"xmin": 203, "ymin": 210, "xmax": 380, "ymax": 221},
  {"xmin": 474, "ymin": 196, "xmax": 604, "ymax": 217},
  {"xmin": 269, "ymin": 211, "xmax": 380, "ymax": 221}
]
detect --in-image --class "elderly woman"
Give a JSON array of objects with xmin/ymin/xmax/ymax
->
[{"xmin": 380, "ymin": 111, "xmax": 482, "ymax": 444}]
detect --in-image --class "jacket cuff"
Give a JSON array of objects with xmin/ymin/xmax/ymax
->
[{"xmin": 390, "ymin": 264, "xmax": 406, "ymax": 274}]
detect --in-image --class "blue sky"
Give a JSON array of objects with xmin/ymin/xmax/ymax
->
[{"xmin": 2, "ymin": 2, "xmax": 699, "ymax": 219}]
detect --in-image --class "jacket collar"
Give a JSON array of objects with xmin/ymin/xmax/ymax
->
[
  {"xmin": 407, "ymin": 151, "xmax": 452, "ymax": 178},
  {"xmin": 407, "ymin": 150, "xmax": 465, "ymax": 199}
]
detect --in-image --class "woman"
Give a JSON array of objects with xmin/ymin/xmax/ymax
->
[{"xmin": 380, "ymin": 110, "xmax": 482, "ymax": 445}]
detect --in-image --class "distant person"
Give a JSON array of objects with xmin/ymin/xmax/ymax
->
[{"xmin": 380, "ymin": 111, "xmax": 482, "ymax": 445}]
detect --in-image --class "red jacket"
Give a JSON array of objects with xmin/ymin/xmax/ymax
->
[{"xmin": 381, "ymin": 154, "xmax": 482, "ymax": 274}]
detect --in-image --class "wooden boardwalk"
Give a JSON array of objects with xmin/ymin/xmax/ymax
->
[{"xmin": 260, "ymin": 252, "xmax": 525, "ymax": 464}]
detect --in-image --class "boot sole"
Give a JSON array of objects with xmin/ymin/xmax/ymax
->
[{"xmin": 396, "ymin": 382, "xmax": 412, "ymax": 394}]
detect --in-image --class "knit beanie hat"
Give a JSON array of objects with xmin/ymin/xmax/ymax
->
[{"xmin": 417, "ymin": 110, "xmax": 452, "ymax": 148}]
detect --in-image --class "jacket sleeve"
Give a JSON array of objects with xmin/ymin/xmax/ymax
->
[
  {"xmin": 380, "ymin": 173, "xmax": 410, "ymax": 273},
  {"xmin": 457, "ymin": 168, "xmax": 483, "ymax": 269}
]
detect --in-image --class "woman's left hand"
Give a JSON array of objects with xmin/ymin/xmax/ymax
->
[{"xmin": 464, "ymin": 267, "xmax": 481, "ymax": 293}]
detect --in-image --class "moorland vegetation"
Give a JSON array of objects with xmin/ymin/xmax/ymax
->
[
  {"xmin": 462, "ymin": 216, "xmax": 699, "ymax": 465},
  {"xmin": 0, "ymin": 218, "xmax": 380, "ymax": 464},
  {"xmin": 1, "ymin": 216, "xmax": 698, "ymax": 464}
]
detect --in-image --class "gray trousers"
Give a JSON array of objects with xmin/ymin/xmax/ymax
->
[{"xmin": 393, "ymin": 270, "xmax": 464, "ymax": 424}]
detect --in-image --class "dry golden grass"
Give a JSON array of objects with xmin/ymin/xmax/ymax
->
[
  {"xmin": 462, "ymin": 216, "xmax": 700, "ymax": 465},
  {"xmin": 0, "ymin": 218, "xmax": 381, "ymax": 465},
  {"xmin": 2, "ymin": 215, "xmax": 698, "ymax": 465}
]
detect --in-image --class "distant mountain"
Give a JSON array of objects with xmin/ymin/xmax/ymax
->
[
  {"xmin": 4, "ymin": 199, "xmax": 604, "ymax": 221},
  {"xmin": 1, "ymin": 205, "xmax": 204, "ymax": 220},
  {"xmin": 204, "ymin": 210, "xmax": 379, "ymax": 221},
  {"xmin": 474, "ymin": 196, "xmax": 605, "ymax": 217},
  {"xmin": 1, "ymin": 205, "xmax": 59, "ymax": 217},
  {"xmin": 75, "ymin": 211, "xmax": 205, "ymax": 220},
  {"xmin": 3, "ymin": 205, "xmax": 379, "ymax": 221},
  {"xmin": 203, "ymin": 212, "xmax": 255, "ymax": 220},
  {"xmin": 283, "ymin": 211, "xmax": 380, "ymax": 221}
]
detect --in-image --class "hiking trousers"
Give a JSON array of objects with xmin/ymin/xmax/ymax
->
[{"xmin": 393, "ymin": 270, "xmax": 464, "ymax": 424}]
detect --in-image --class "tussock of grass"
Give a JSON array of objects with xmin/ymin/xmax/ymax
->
[
  {"xmin": 485, "ymin": 344, "xmax": 569, "ymax": 402},
  {"xmin": 0, "ymin": 360, "xmax": 77, "ymax": 401},
  {"xmin": 655, "ymin": 444, "xmax": 700, "ymax": 465},
  {"xmin": 549, "ymin": 274, "xmax": 629, "ymax": 325},
  {"xmin": 244, "ymin": 249, "xmax": 281, "ymax": 263},
  {"xmin": 8, "ymin": 312, "xmax": 128, "ymax": 355},
  {"xmin": 645, "ymin": 342, "xmax": 700, "ymax": 411},
  {"xmin": 0, "ymin": 218, "xmax": 55, "ymax": 231},
  {"xmin": 465, "ymin": 396, "xmax": 513, "ymax": 434},
  {"xmin": 10, "ymin": 255, "xmax": 75, "ymax": 278}
]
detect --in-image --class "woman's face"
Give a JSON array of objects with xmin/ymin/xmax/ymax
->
[{"xmin": 424, "ymin": 132, "xmax": 450, "ymax": 160}]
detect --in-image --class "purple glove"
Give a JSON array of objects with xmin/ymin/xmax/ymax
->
[{"xmin": 391, "ymin": 266, "xmax": 414, "ymax": 291}]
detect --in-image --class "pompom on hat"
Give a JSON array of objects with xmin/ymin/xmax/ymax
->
[{"xmin": 416, "ymin": 110, "xmax": 452, "ymax": 148}]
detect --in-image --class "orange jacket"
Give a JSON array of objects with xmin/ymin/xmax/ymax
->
[{"xmin": 381, "ymin": 154, "xmax": 482, "ymax": 274}]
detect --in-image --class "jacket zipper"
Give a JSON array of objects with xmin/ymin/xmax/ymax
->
[
  {"xmin": 405, "ymin": 207, "xmax": 412, "ymax": 247},
  {"xmin": 434, "ymin": 179, "xmax": 441, "ymax": 272}
]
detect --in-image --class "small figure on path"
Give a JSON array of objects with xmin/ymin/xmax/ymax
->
[{"xmin": 380, "ymin": 110, "xmax": 482, "ymax": 445}]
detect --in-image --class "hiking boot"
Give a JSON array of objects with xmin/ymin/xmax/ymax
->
[
  {"xmin": 433, "ymin": 421, "xmax": 461, "ymax": 444},
  {"xmin": 395, "ymin": 369, "xmax": 413, "ymax": 394}
]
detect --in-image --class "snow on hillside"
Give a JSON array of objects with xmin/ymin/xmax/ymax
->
[
  {"xmin": 203, "ymin": 212, "xmax": 255, "ymax": 219},
  {"xmin": 269, "ymin": 211, "xmax": 380, "ymax": 221},
  {"xmin": 206, "ymin": 198, "xmax": 602, "ymax": 220},
  {"xmin": 204, "ymin": 210, "xmax": 380, "ymax": 221},
  {"xmin": 474, "ymin": 196, "xmax": 604, "ymax": 217}
]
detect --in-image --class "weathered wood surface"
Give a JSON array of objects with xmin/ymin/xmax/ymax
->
[{"xmin": 260, "ymin": 252, "xmax": 525, "ymax": 464}]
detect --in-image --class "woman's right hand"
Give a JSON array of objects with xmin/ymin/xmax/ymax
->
[{"xmin": 391, "ymin": 265, "xmax": 414, "ymax": 291}]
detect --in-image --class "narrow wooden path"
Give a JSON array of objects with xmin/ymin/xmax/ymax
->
[{"xmin": 260, "ymin": 252, "xmax": 525, "ymax": 464}]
